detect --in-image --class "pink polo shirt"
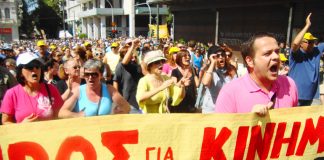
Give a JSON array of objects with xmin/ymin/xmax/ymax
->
[{"xmin": 215, "ymin": 74, "xmax": 298, "ymax": 113}]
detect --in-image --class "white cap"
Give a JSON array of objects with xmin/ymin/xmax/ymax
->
[{"xmin": 16, "ymin": 52, "xmax": 40, "ymax": 66}]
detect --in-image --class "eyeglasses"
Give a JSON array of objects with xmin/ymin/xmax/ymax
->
[
  {"xmin": 303, "ymin": 40, "xmax": 315, "ymax": 44},
  {"xmin": 72, "ymin": 66, "xmax": 81, "ymax": 70},
  {"xmin": 84, "ymin": 72, "xmax": 99, "ymax": 78},
  {"xmin": 226, "ymin": 54, "xmax": 232, "ymax": 58},
  {"xmin": 23, "ymin": 62, "xmax": 40, "ymax": 70},
  {"xmin": 215, "ymin": 53, "xmax": 226, "ymax": 58},
  {"xmin": 95, "ymin": 52, "xmax": 103, "ymax": 56}
]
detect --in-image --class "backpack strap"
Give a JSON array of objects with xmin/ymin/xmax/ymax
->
[{"xmin": 44, "ymin": 83, "xmax": 52, "ymax": 105}]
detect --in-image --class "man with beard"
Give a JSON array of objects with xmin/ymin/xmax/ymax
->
[
  {"xmin": 288, "ymin": 13, "xmax": 324, "ymax": 106},
  {"xmin": 215, "ymin": 33, "xmax": 298, "ymax": 116}
]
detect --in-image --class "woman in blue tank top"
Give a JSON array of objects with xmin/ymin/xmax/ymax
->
[{"xmin": 58, "ymin": 59, "xmax": 130, "ymax": 118}]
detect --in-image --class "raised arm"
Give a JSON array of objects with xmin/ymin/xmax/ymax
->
[
  {"xmin": 291, "ymin": 13, "xmax": 312, "ymax": 52},
  {"xmin": 58, "ymin": 87, "xmax": 84, "ymax": 118},
  {"xmin": 202, "ymin": 55, "xmax": 217, "ymax": 87},
  {"xmin": 122, "ymin": 39, "xmax": 140, "ymax": 65}
]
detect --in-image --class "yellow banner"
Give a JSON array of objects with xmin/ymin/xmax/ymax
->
[
  {"xmin": 0, "ymin": 106, "xmax": 323, "ymax": 159},
  {"xmin": 149, "ymin": 24, "xmax": 169, "ymax": 39}
]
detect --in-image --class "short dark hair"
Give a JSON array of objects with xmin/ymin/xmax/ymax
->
[
  {"xmin": 44, "ymin": 58, "xmax": 58, "ymax": 72},
  {"xmin": 188, "ymin": 40, "xmax": 196, "ymax": 48},
  {"xmin": 207, "ymin": 46, "xmax": 225, "ymax": 58},
  {"xmin": 241, "ymin": 32, "xmax": 276, "ymax": 66},
  {"xmin": 16, "ymin": 60, "xmax": 44, "ymax": 85}
]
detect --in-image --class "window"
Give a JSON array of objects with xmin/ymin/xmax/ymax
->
[
  {"xmin": 5, "ymin": 8, "xmax": 10, "ymax": 19},
  {"xmin": 0, "ymin": 9, "xmax": 2, "ymax": 19},
  {"xmin": 89, "ymin": 1, "xmax": 93, "ymax": 9},
  {"xmin": 95, "ymin": 0, "xmax": 100, "ymax": 8}
]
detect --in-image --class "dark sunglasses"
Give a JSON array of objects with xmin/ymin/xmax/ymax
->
[
  {"xmin": 84, "ymin": 72, "xmax": 99, "ymax": 78},
  {"xmin": 214, "ymin": 53, "xmax": 226, "ymax": 58},
  {"xmin": 95, "ymin": 52, "xmax": 103, "ymax": 56},
  {"xmin": 152, "ymin": 59, "xmax": 165, "ymax": 65},
  {"xmin": 72, "ymin": 66, "xmax": 81, "ymax": 69},
  {"xmin": 303, "ymin": 40, "xmax": 315, "ymax": 44},
  {"xmin": 23, "ymin": 62, "xmax": 41, "ymax": 70}
]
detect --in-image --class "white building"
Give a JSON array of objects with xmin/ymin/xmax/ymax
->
[
  {"xmin": 0, "ymin": 0, "xmax": 21, "ymax": 42},
  {"xmin": 65, "ymin": 0, "xmax": 168, "ymax": 39}
]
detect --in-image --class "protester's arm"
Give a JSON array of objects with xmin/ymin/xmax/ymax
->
[
  {"xmin": 202, "ymin": 55, "xmax": 217, "ymax": 88},
  {"xmin": 58, "ymin": 87, "xmax": 84, "ymax": 118},
  {"xmin": 2, "ymin": 114, "xmax": 15, "ymax": 124},
  {"xmin": 107, "ymin": 85, "xmax": 130, "ymax": 114},
  {"xmin": 291, "ymin": 13, "xmax": 312, "ymax": 52},
  {"xmin": 113, "ymin": 81, "xmax": 119, "ymax": 90}
]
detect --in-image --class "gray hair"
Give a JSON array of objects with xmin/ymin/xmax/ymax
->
[{"xmin": 83, "ymin": 59, "xmax": 105, "ymax": 73}]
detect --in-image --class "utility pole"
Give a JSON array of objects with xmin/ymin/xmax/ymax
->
[
  {"xmin": 61, "ymin": 0, "xmax": 66, "ymax": 40},
  {"xmin": 156, "ymin": 4, "xmax": 159, "ymax": 42}
]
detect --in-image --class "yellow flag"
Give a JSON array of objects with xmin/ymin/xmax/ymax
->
[{"xmin": 149, "ymin": 24, "xmax": 169, "ymax": 39}]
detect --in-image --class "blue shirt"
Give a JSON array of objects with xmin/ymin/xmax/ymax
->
[
  {"xmin": 74, "ymin": 83, "xmax": 112, "ymax": 116},
  {"xmin": 288, "ymin": 43, "xmax": 324, "ymax": 100}
]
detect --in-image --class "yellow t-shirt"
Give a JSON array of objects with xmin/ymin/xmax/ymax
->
[{"xmin": 136, "ymin": 75, "xmax": 184, "ymax": 113}]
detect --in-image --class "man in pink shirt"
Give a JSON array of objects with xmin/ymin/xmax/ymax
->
[{"xmin": 215, "ymin": 33, "xmax": 298, "ymax": 115}]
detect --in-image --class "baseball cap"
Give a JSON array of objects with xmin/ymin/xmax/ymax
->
[
  {"xmin": 16, "ymin": 52, "xmax": 41, "ymax": 66},
  {"xmin": 169, "ymin": 47, "xmax": 180, "ymax": 54},
  {"xmin": 144, "ymin": 50, "xmax": 166, "ymax": 65},
  {"xmin": 37, "ymin": 40, "xmax": 46, "ymax": 47},
  {"xmin": 279, "ymin": 53, "xmax": 288, "ymax": 62},
  {"xmin": 84, "ymin": 41, "xmax": 91, "ymax": 47},
  {"xmin": 111, "ymin": 42, "xmax": 119, "ymax": 48},
  {"xmin": 125, "ymin": 38, "xmax": 132, "ymax": 44},
  {"xmin": 303, "ymin": 32, "xmax": 317, "ymax": 40}
]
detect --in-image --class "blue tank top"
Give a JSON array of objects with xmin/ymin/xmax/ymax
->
[{"xmin": 74, "ymin": 83, "xmax": 112, "ymax": 116}]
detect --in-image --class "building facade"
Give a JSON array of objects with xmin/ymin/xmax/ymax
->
[
  {"xmin": 150, "ymin": 0, "xmax": 324, "ymax": 49},
  {"xmin": 0, "ymin": 0, "xmax": 21, "ymax": 42},
  {"xmin": 65, "ymin": 0, "xmax": 168, "ymax": 39}
]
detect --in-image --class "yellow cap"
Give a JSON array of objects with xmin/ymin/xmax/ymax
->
[
  {"xmin": 37, "ymin": 40, "xmax": 46, "ymax": 47},
  {"xmin": 49, "ymin": 44, "xmax": 57, "ymax": 50},
  {"xmin": 169, "ymin": 47, "xmax": 180, "ymax": 54},
  {"xmin": 111, "ymin": 42, "xmax": 119, "ymax": 48},
  {"xmin": 84, "ymin": 41, "xmax": 91, "ymax": 47},
  {"xmin": 303, "ymin": 32, "xmax": 317, "ymax": 40},
  {"xmin": 279, "ymin": 53, "xmax": 288, "ymax": 62}
]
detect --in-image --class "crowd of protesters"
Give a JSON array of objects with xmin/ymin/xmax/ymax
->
[{"xmin": 0, "ymin": 13, "xmax": 323, "ymax": 124}]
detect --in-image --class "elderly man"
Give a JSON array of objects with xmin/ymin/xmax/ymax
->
[
  {"xmin": 215, "ymin": 32, "xmax": 298, "ymax": 115},
  {"xmin": 288, "ymin": 13, "xmax": 324, "ymax": 106}
]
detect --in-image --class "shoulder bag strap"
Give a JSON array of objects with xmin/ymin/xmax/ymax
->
[{"xmin": 44, "ymin": 83, "xmax": 52, "ymax": 105}]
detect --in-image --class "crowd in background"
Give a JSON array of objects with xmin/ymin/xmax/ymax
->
[{"xmin": 0, "ymin": 13, "xmax": 323, "ymax": 124}]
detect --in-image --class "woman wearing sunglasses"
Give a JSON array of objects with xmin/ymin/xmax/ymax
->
[
  {"xmin": 58, "ymin": 59, "xmax": 130, "ymax": 118},
  {"xmin": 136, "ymin": 50, "xmax": 186, "ymax": 113},
  {"xmin": 1, "ymin": 52, "xmax": 64, "ymax": 124},
  {"xmin": 201, "ymin": 46, "xmax": 237, "ymax": 113}
]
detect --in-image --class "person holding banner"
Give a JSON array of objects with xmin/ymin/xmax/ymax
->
[
  {"xmin": 1, "ymin": 52, "xmax": 64, "ymax": 124},
  {"xmin": 136, "ymin": 50, "xmax": 187, "ymax": 113},
  {"xmin": 58, "ymin": 59, "xmax": 130, "ymax": 118},
  {"xmin": 215, "ymin": 32, "xmax": 298, "ymax": 115}
]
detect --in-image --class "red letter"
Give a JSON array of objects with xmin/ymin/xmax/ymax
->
[
  {"xmin": 296, "ymin": 116, "xmax": 324, "ymax": 155},
  {"xmin": 146, "ymin": 147, "xmax": 155, "ymax": 160},
  {"xmin": 163, "ymin": 147, "xmax": 174, "ymax": 160},
  {"xmin": 246, "ymin": 123, "xmax": 276, "ymax": 160},
  {"xmin": 55, "ymin": 136, "xmax": 96, "ymax": 160},
  {"xmin": 270, "ymin": 122, "xmax": 301, "ymax": 158},
  {"xmin": 8, "ymin": 142, "xmax": 48, "ymax": 160},
  {"xmin": 0, "ymin": 145, "xmax": 3, "ymax": 160},
  {"xmin": 234, "ymin": 126, "xmax": 249, "ymax": 160},
  {"xmin": 199, "ymin": 127, "xmax": 232, "ymax": 160},
  {"xmin": 101, "ymin": 130, "xmax": 138, "ymax": 160}
]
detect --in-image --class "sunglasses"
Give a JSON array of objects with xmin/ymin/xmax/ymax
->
[
  {"xmin": 84, "ymin": 72, "xmax": 99, "ymax": 78},
  {"xmin": 95, "ymin": 52, "xmax": 103, "ymax": 56},
  {"xmin": 72, "ymin": 66, "xmax": 81, "ymax": 69},
  {"xmin": 303, "ymin": 40, "xmax": 315, "ymax": 44},
  {"xmin": 214, "ymin": 53, "xmax": 226, "ymax": 58},
  {"xmin": 23, "ymin": 62, "xmax": 40, "ymax": 70}
]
